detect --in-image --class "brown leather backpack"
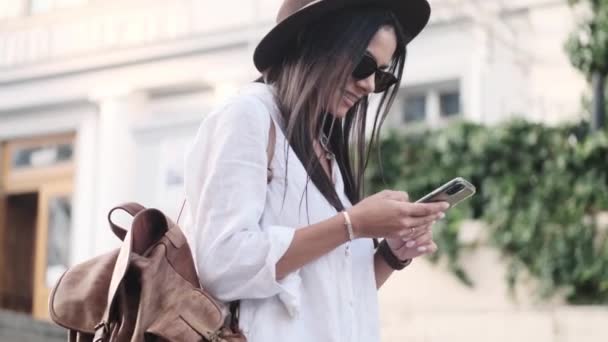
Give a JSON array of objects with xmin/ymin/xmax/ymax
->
[{"xmin": 49, "ymin": 118, "xmax": 276, "ymax": 342}]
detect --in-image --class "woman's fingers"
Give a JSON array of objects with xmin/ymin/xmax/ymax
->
[
  {"xmin": 381, "ymin": 190, "xmax": 409, "ymax": 202},
  {"xmin": 414, "ymin": 231, "xmax": 433, "ymax": 246},
  {"xmin": 395, "ymin": 222, "xmax": 432, "ymax": 239},
  {"xmin": 388, "ymin": 236, "xmax": 438, "ymax": 261},
  {"xmin": 356, "ymin": 190, "xmax": 448, "ymax": 240},
  {"xmin": 416, "ymin": 241, "xmax": 438, "ymax": 254},
  {"xmin": 402, "ymin": 213, "xmax": 441, "ymax": 229},
  {"xmin": 397, "ymin": 239, "xmax": 438, "ymax": 257},
  {"xmin": 400, "ymin": 229, "xmax": 432, "ymax": 248},
  {"xmin": 401, "ymin": 201, "xmax": 449, "ymax": 217}
]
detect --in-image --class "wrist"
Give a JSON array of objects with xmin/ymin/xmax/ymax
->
[
  {"xmin": 377, "ymin": 240, "xmax": 412, "ymax": 271},
  {"xmin": 344, "ymin": 208, "xmax": 364, "ymax": 238}
]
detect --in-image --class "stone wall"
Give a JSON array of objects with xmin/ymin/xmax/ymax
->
[{"xmin": 378, "ymin": 221, "xmax": 608, "ymax": 342}]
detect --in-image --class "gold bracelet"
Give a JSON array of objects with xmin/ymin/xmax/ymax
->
[{"xmin": 342, "ymin": 211, "xmax": 355, "ymax": 241}]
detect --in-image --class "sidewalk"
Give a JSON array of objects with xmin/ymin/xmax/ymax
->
[{"xmin": 0, "ymin": 310, "xmax": 64, "ymax": 342}]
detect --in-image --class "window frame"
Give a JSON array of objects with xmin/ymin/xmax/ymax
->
[
  {"xmin": 2, "ymin": 133, "xmax": 75, "ymax": 193},
  {"xmin": 397, "ymin": 79, "xmax": 462, "ymax": 129},
  {"xmin": 26, "ymin": 0, "xmax": 90, "ymax": 16}
]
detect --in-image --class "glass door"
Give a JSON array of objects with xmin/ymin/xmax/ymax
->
[{"xmin": 32, "ymin": 181, "xmax": 73, "ymax": 320}]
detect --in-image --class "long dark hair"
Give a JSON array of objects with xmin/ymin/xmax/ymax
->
[{"xmin": 263, "ymin": 7, "xmax": 407, "ymax": 214}]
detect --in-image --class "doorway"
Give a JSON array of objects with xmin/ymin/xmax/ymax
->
[
  {"xmin": 0, "ymin": 193, "xmax": 38, "ymax": 314},
  {"xmin": 0, "ymin": 133, "xmax": 74, "ymax": 320}
]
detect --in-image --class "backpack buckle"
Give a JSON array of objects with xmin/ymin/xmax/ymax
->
[{"xmin": 93, "ymin": 321, "xmax": 109, "ymax": 342}]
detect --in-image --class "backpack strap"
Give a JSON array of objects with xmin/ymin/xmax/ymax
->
[
  {"xmin": 94, "ymin": 206, "xmax": 169, "ymax": 341},
  {"xmin": 107, "ymin": 203, "xmax": 146, "ymax": 241},
  {"xmin": 176, "ymin": 115, "xmax": 277, "ymax": 224},
  {"xmin": 266, "ymin": 115, "xmax": 277, "ymax": 183}
]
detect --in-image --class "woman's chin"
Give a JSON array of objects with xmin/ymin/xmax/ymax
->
[{"xmin": 332, "ymin": 104, "xmax": 350, "ymax": 118}]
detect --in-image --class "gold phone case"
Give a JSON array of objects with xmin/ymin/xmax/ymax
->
[{"xmin": 415, "ymin": 177, "xmax": 476, "ymax": 208}]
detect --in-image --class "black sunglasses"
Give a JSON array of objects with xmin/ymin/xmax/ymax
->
[{"xmin": 352, "ymin": 53, "xmax": 398, "ymax": 93}]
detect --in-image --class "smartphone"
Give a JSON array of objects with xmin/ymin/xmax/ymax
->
[{"xmin": 415, "ymin": 177, "xmax": 476, "ymax": 208}]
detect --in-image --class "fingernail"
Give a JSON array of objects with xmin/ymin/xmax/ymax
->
[
  {"xmin": 442, "ymin": 203, "xmax": 450, "ymax": 210},
  {"xmin": 417, "ymin": 246, "xmax": 427, "ymax": 252},
  {"xmin": 406, "ymin": 240, "xmax": 416, "ymax": 248},
  {"xmin": 438, "ymin": 212, "xmax": 445, "ymax": 219}
]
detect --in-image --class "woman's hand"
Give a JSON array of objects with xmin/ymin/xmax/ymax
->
[
  {"xmin": 347, "ymin": 190, "xmax": 448, "ymax": 240},
  {"xmin": 385, "ymin": 223, "xmax": 438, "ymax": 260}
]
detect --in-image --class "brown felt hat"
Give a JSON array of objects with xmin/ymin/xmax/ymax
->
[{"xmin": 253, "ymin": 0, "xmax": 431, "ymax": 72}]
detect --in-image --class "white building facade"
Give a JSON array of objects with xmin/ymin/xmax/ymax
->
[{"xmin": 0, "ymin": 0, "xmax": 588, "ymax": 324}]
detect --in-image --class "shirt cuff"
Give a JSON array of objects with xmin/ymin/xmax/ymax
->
[{"xmin": 265, "ymin": 224, "xmax": 301, "ymax": 318}]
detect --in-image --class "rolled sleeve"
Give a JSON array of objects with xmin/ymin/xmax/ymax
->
[
  {"xmin": 183, "ymin": 95, "xmax": 301, "ymax": 316},
  {"xmin": 266, "ymin": 225, "xmax": 301, "ymax": 317}
]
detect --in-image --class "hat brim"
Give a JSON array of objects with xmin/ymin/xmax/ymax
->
[{"xmin": 253, "ymin": 0, "xmax": 431, "ymax": 72}]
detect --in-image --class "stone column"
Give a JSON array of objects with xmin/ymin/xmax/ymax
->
[
  {"xmin": 88, "ymin": 89, "xmax": 148, "ymax": 254},
  {"xmin": 69, "ymin": 107, "xmax": 99, "ymax": 264}
]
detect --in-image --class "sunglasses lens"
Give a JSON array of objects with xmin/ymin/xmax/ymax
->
[
  {"xmin": 374, "ymin": 72, "xmax": 398, "ymax": 93},
  {"xmin": 352, "ymin": 54, "xmax": 397, "ymax": 93},
  {"xmin": 352, "ymin": 55, "xmax": 376, "ymax": 80}
]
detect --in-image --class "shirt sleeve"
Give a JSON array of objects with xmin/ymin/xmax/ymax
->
[{"xmin": 183, "ymin": 95, "xmax": 300, "ymax": 315}]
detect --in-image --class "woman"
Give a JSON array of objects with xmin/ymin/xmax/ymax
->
[{"xmin": 182, "ymin": 0, "xmax": 449, "ymax": 341}]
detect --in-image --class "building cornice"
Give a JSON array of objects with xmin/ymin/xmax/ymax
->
[
  {"xmin": 0, "ymin": 29, "xmax": 253, "ymax": 86},
  {"xmin": 0, "ymin": 0, "xmax": 566, "ymax": 85},
  {"xmin": 0, "ymin": 0, "xmax": 268, "ymax": 82}
]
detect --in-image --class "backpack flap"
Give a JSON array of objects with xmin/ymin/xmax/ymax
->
[{"xmin": 48, "ymin": 250, "xmax": 118, "ymax": 333}]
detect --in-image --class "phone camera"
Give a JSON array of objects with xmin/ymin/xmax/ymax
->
[{"xmin": 446, "ymin": 183, "xmax": 465, "ymax": 195}]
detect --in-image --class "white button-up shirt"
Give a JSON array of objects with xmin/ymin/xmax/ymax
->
[{"xmin": 182, "ymin": 82, "xmax": 380, "ymax": 342}]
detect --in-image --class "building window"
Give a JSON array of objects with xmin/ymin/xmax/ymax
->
[
  {"xmin": 11, "ymin": 142, "xmax": 73, "ymax": 170},
  {"xmin": 397, "ymin": 80, "xmax": 461, "ymax": 128},
  {"xmin": 2, "ymin": 133, "xmax": 74, "ymax": 193},
  {"xmin": 403, "ymin": 94, "xmax": 427, "ymax": 123},
  {"xmin": 440, "ymin": 91, "xmax": 460, "ymax": 117},
  {"xmin": 29, "ymin": 0, "xmax": 88, "ymax": 14}
]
